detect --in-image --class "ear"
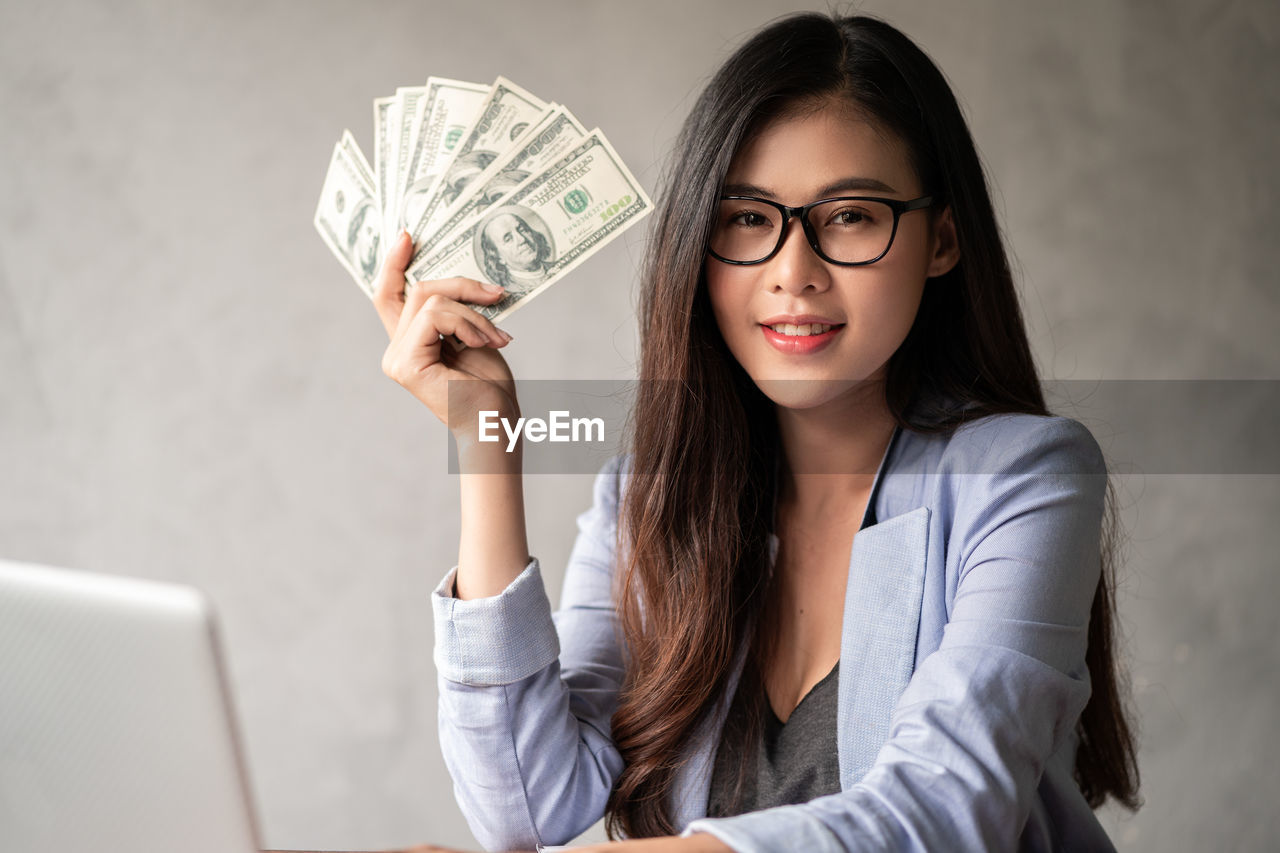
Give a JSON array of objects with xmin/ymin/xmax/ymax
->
[{"xmin": 926, "ymin": 204, "xmax": 961, "ymax": 278}]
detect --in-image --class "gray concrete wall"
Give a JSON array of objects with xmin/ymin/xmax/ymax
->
[{"xmin": 1, "ymin": 1, "xmax": 1276, "ymax": 849}]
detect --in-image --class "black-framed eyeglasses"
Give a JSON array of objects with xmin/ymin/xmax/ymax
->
[{"xmin": 708, "ymin": 194, "xmax": 935, "ymax": 266}]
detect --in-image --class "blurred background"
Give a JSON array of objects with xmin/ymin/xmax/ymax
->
[{"xmin": 1, "ymin": 0, "xmax": 1277, "ymax": 849}]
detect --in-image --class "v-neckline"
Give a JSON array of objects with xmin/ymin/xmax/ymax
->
[
  {"xmin": 761, "ymin": 425, "xmax": 901, "ymax": 724},
  {"xmin": 767, "ymin": 660, "xmax": 840, "ymax": 726}
]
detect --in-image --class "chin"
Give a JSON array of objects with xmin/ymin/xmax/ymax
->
[
  {"xmin": 750, "ymin": 377, "xmax": 859, "ymax": 411},
  {"xmin": 740, "ymin": 358, "xmax": 892, "ymax": 411}
]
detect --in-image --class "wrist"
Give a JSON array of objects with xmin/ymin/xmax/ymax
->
[
  {"xmin": 454, "ymin": 428, "xmax": 523, "ymax": 474},
  {"xmin": 452, "ymin": 390, "xmax": 523, "ymax": 471},
  {"xmin": 447, "ymin": 380, "xmax": 519, "ymax": 436},
  {"xmin": 581, "ymin": 832, "xmax": 733, "ymax": 852},
  {"xmin": 681, "ymin": 833, "xmax": 733, "ymax": 853}
]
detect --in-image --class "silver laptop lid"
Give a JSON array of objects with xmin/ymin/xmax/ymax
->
[{"xmin": 0, "ymin": 558, "xmax": 261, "ymax": 853}]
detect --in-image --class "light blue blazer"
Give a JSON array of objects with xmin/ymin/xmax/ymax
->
[{"xmin": 431, "ymin": 413, "xmax": 1118, "ymax": 851}]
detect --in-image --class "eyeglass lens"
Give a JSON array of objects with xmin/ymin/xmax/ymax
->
[{"xmin": 710, "ymin": 198, "xmax": 897, "ymax": 264}]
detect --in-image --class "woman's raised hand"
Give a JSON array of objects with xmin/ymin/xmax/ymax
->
[{"xmin": 373, "ymin": 231, "xmax": 519, "ymax": 438}]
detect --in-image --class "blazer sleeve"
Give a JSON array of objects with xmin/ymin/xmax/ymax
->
[
  {"xmin": 432, "ymin": 454, "xmax": 628, "ymax": 852},
  {"xmin": 682, "ymin": 416, "xmax": 1109, "ymax": 852}
]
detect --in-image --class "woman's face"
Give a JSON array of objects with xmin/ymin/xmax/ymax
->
[{"xmin": 705, "ymin": 102, "xmax": 956, "ymax": 412}]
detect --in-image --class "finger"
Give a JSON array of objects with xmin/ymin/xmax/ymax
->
[
  {"xmin": 395, "ymin": 278, "xmax": 513, "ymax": 346},
  {"xmin": 372, "ymin": 230, "xmax": 416, "ymax": 337},
  {"xmin": 406, "ymin": 275, "xmax": 507, "ymax": 308},
  {"xmin": 382, "ymin": 306, "xmax": 488, "ymax": 396},
  {"xmin": 397, "ymin": 294, "xmax": 496, "ymax": 355},
  {"xmin": 392, "ymin": 272, "xmax": 440, "ymax": 342}
]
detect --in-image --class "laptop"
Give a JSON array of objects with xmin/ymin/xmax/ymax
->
[{"xmin": 0, "ymin": 557, "xmax": 262, "ymax": 853}]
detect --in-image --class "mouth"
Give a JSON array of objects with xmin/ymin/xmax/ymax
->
[
  {"xmin": 763, "ymin": 322, "xmax": 840, "ymax": 336},
  {"xmin": 759, "ymin": 322, "xmax": 845, "ymax": 354}
]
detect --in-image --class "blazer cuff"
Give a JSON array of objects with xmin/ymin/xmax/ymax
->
[{"xmin": 431, "ymin": 557, "xmax": 560, "ymax": 686}]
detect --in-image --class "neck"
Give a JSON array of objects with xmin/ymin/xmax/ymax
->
[{"xmin": 774, "ymin": 380, "xmax": 897, "ymax": 515}]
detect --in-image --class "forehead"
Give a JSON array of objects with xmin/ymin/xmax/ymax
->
[
  {"xmin": 486, "ymin": 213, "xmax": 521, "ymax": 233},
  {"xmin": 723, "ymin": 103, "xmax": 918, "ymax": 200}
]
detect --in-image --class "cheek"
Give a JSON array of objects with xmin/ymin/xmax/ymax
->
[
  {"xmin": 831, "ymin": 263, "xmax": 927, "ymax": 375},
  {"xmin": 850, "ymin": 272, "xmax": 925, "ymax": 344},
  {"xmin": 884, "ymin": 220, "xmax": 936, "ymax": 284},
  {"xmin": 879, "ymin": 287, "xmax": 926, "ymax": 351},
  {"xmin": 704, "ymin": 263, "xmax": 753, "ymax": 345},
  {"xmin": 861, "ymin": 231, "xmax": 931, "ymax": 326}
]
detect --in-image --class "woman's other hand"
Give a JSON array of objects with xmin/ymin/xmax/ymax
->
[{"xmin": 370, "ymin": 832, "xmax": 732, "ymax": 852}]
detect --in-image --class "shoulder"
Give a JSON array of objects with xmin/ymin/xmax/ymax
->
[
  {"xmin": 592, "ymin": 452, "xmax": 630, "ymax": 502},
  {"xmin": 882, "ymin": 413, "xmax": 1109, "ymax": 541},
  {"xmin": 919, "ymin": 414, "xmax": 1110, "ymax": 561},
  {"xmin": 933, "ymin": 412, "xmax": 1107, "ymax": 480}
]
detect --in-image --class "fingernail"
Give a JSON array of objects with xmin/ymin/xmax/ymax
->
[
  {"xmin": 497, "ymin": 328, "xmax": 514, "ymax": 342},
  {"xmin": 400, "ymin": 230, "xmax": 412, "ymax": 245},
  {"xmin": 481, "ymin": 282, "xmax": 505, "ymax": 292}
]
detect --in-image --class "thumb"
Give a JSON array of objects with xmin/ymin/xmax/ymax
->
[
  {"xmin": 372, "ymin": 230, "xmax": 418, "ymax": 336},
  {"xmin": 387, "ymin": 229, "xmax": 415, "ymax": 275},
  {"xmin": 375, "ymin": 230, "xmax": 414, "ymax": 290}
]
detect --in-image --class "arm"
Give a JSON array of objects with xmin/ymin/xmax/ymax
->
[
  {"xmin": 680, "ymin": 416, "xmax": 1109, "ymax": 852},
  {"xmin": 369, "ymin": 235, "xmax": 623, "ymax": 850},
  {"xmin": 433, "ymin": 454, "xmax": 631, "ymax": 852},
  {"xmin": 373, "ymin": 231, "xmax": 530, "ymax": 601}
]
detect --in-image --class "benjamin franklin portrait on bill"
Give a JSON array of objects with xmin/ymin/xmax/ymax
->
[
  {"xmin": 474, "ymin": 205, "xmax": 556, "ymax": 294},
  {"xmin": 346, "ymin": 195, "xmax": 380, "ymax": 281}
]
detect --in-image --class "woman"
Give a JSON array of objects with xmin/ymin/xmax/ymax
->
[{"xmin": 373, "ymin": 12, "xmax": 1141, "ymax": 852}]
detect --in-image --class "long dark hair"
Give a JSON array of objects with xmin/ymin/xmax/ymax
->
[{"xmin": 606, "ymin": 11, "xmax": 1141, "ymax": 839}]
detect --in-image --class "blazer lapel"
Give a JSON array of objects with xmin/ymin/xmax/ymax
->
[{"xmin": 837, "ymin": 505, "xmax": 931, "ymax": 789}]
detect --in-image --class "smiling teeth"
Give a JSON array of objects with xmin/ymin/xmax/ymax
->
[{"xmin": 769, "ymin": 323, "xmax": 833, "ymax": 336}]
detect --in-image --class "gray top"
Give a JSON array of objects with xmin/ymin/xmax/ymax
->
[{"xmin": 706, "ymin": 661, "xmax": 842, "ymax": 817}]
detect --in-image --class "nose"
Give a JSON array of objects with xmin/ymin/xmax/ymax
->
[{"xmin": 768, "ymin": 215, "xmax": 832, "ymax": 295}]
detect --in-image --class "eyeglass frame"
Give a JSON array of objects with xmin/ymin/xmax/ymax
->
[{"xmin": 708, "ymin": 194, "xmax": 936, "ymax": 267}]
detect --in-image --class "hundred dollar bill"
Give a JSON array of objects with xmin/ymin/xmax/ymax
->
[
  {"xmin": 391, "ymin": 86, "xmax": 427, "ymax": 208},
  {"xmin": 314, "ymin": 130, "xmax": 381, "ymax": 298},
  {"xmin": 406, "ymin": 130, "xmax": 652, "ymax": 323},
  {"xmin": 409, "ymin": 105, "xmax": 588, "ymax": 266},
  {"xmin": 373, "ymin": 96, "xmax": 395, "ymax": 248},
  {"xmin": 385, "ymin": 86, "xmax": 426, "ymax": 242},
  {"xmin": 408, "ymin": 76, "xmax": 548, "ymax": 244},
  {"xmin": 397, "ymin": 76, "xmax": 489, "ymax": 241}
]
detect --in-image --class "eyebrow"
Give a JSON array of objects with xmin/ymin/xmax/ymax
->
[{"xmin": 722, "ymin": 176, "xmax": 899, "ymax": 199}]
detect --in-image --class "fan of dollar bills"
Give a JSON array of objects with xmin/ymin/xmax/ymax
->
[{"xmin": 314, "ymin": 76, "xmax": 653, "ymax": 324}]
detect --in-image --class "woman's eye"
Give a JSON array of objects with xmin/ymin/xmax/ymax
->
[
  {"xmin": 728, "ymin": 211, "xmax": 770, "ymax": 228},
  {"xmin": 829, "ymin": 208, "xmax": 870, "ymax": 226}
]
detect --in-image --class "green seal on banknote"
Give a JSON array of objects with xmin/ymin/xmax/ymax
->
[{"xmin": 563, "ymin": 188, "xmax": 590, "ymax": 214}]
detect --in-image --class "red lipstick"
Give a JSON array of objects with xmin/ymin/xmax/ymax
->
[{"xmin": 760, "ymin": 323, "xmax": 844, "ymax": 355}]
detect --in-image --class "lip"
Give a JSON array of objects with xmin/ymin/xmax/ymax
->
[
  {"xmin": 760, "ymin": 323, "xmax": 844, "ymax": 355},
  {"xmin": 759, "ymin": 314, "xmax": 843, "ymax": 326}
]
